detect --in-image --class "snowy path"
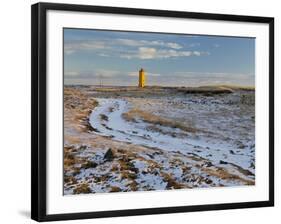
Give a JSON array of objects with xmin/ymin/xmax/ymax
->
[{"xmin": 89, "ymin": 98, "xmax": 254, "ymax": 174}]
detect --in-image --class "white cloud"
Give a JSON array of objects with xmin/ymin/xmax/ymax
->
[
  {"xmin": 64, "ymin": 37, "xmax": 209, "ymax": 59},
  {"xmin": 139, "ymin": 47, "xmax": 157, "ymax": 59},
  {"xmin": 193, "ymin": 51, "xmax": 201, "ymax": 56},
  {"xmin": 116, "ymin": 39, "xmax": 182, "ymax": 49},
  {"xmin": 64, "ymin": 40, "xmax": 109, "ymax": 55},
  {"xmin": 165, "ymin": 42, "xmax": 182, "ymax": 49},
  {"xmin": 64, "ymin": 38, "xmax": 184, "ymax": 55},
  {"xmin": 121, "ymin": 47, "xmax": 209, "ymax": 60}
]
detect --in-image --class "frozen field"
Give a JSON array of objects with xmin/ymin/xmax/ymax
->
[{"xmin": 63, "ymin": 86, "xmax": 255, "ymax": 194}]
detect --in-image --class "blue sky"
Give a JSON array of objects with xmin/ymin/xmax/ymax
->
[{"xmin": 64, "ymin": 28, "xmax": 255, "ymax": 87}]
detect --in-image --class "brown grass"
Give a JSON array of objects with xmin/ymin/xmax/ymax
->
[
  {"xmin": 161, "ymin": 172, "xmax": 187, "ymax": 189},
  {"xmin": 200, "ymin": 84, "xmax": 255, "ymax": 91},
  {"xmin": 73, "ymin": 183, "xmax": 91, "ymax": 194},
  {"xmin": 121, "ymin": 171, "xmax": 137, "ymax": 180},
  {"xmin": 64, "ymin": 87, "xmax": 99, "ymax": 135},
  {"xmin": 64, "ymin": 148, "xmax": 76, "ymax": 168},
  {"xmin": 122, "ymin": 109, "xmax": 196, "ymax": 133},
  {"xmin": 202, "ymin": 167, "xmax": 254, "ymax": 185},
  {"xmin": 64, "ymin": 175, "xmax": 77, "ymax": 185},
  {"xmin": 128, "ymin": 181, "xmax": 138, "ymax": 191},
  {"xmin": 110, "ymin": 186, "xmax": 121, "ymax": 192}
]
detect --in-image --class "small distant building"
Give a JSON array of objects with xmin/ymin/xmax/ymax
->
[{"xmin": 138, "ymin": 68, "xmax": 146, "ymax": 88}]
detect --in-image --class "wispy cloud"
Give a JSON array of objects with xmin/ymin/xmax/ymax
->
[
  {"xmin": 64, "ymin": 38, "xmax": 183, "ymax": 55},
  {"xmin": 64, "ymin": 29, "xmax": 255, "ymax": 86},
  {"xmin": 116, "ymin": 39, "xmax": 182, "ymax": 49},
  {"xmin": 64, "ymin": 37, "xmax": 209, "ymax": 59},
  {"xmin": 64, "ymin": 40, "xmax": 109, "ymax": 55},
  {"xmin": 120, "ymin": 47, "xmax": 209, "ymax": 60}
]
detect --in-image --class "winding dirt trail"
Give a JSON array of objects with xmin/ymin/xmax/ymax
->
[{"xmin": 89, "ymin": 98, "xmax": 254, "ymax": 175}]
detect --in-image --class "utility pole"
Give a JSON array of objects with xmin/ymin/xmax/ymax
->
[{"xmin": 99, "ymin": 74, "xmax": 103, "ymax": 87}]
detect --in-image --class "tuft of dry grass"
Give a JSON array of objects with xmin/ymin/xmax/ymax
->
[
  {"xmin": 122, "ymin": 109, "xmax": 196, "ymax": 133},
  {"xmin": 128, "ymin": 181, "xmax": 138, "ymax": 191},
  {"xmin": 200, "ymin": 84, "xmax": 255, "ymax": 91},
  {"xmin": 161, "ymin": 172, "xmax": 187, "ymax": 189},
  {"xmin": 121, "ymin": 171, "xmax": 137, "ymax": 180},
  {"xmin": 73, "ymin": 183, "xmax": 91, "ymax": 194},
  {"xmin": 197, "ymin": 84, "xmax": 255, "ymax": 91},
  {"xmin": 64, "ymin": 175, "xmax": 77, "ymax": 185},
  {"xmin": 64, "ymin": 148, "xmax": 76, "ymax": 168},
  {"xmin": 177, "ymin": 86, "xmax": 234, "ymax": 95},
  {"xmin": 110, "ymin": 186, "xmax": 121, "ymax": 192},
  {"xmin": 202, "ymin": 167, "xmax": 254, "ymax": 185}
]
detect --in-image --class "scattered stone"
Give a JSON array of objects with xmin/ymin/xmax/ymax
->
[
  {"xmin": 147, "ymin": 154, "xmax": 154, "ymax": 159},
  {"xmin": 205, "ymin": 179, "xmax": 213, "ymax": 184},
  {"xmin": 89, "ymin": 126, "xmax": 100, "ymax": 132},
  {"xmin": 94, "ymin": 176, "xmax": 101, "ymax": 183},
  {"xmin": 219, "ymin": 160, "xmax": 228, "ymax": 165},
  {"xmin": 104, "ymin": 148, "xmax": 114, "ymax": 161},
  {"xmin": 153, "ymin": 151, "xmax": 162, "ymax": 155},
  {"xmin": 100, "ymin": 114, "xmax": 109, "ymax": 121},
  {"xmin": 205, "ymin": 161, "xmax": 213, "ymax": 167},
  {"xmin": 129, "ymin": 166, "xmax": 139, "ymax": 174}
]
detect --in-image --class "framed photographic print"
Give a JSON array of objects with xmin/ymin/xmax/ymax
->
[{"xmin": 31, "ymin": 2, "xmax": 274, "ymax": 222}]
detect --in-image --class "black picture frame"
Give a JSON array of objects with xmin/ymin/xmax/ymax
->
[{"xmin": 31, "ymin": 2, "xmax": 274, "ymax": 222}]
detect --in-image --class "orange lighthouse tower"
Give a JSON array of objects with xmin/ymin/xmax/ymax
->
[{"xmin": 138, "ymin": 68, "xmax": 146, "ymax": 88}]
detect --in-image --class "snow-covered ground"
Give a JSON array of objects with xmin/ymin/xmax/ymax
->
[
  {"xmin": 89, "ymin": 97, "xmax": 254, "ymax": 174},
  {"xmin": 63, "ymin": 86, "xmax": 255, "ymax": 195}
]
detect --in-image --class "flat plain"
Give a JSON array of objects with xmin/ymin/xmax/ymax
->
[{"xmin": 63, "ymin": 85, "xmax": 255, "ymax": 195}]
